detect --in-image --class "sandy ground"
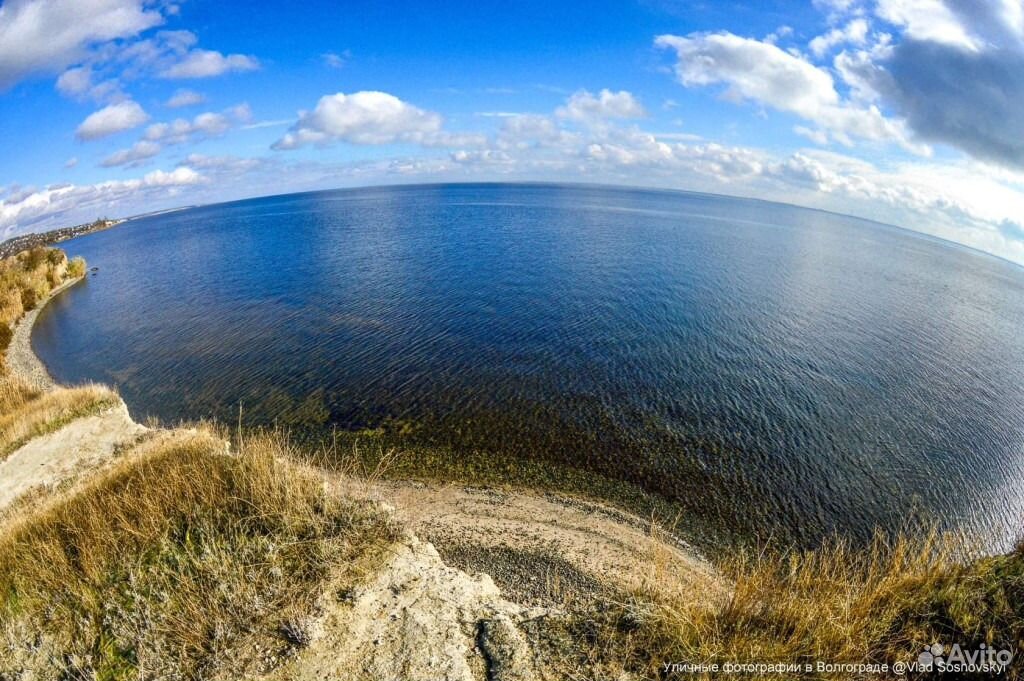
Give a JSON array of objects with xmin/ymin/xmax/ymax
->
[
  {"xmin": 0, "ymin": 401, "xmax": 148, "ymax": 512},
  {"xmin": 340, "ymin": 479, "xmax": 724, "ymax": 605},
  {"xmin": 268, "ymin": 481, "xmax": 725, "ymax": 681},
  {"xmin": 6, "ymin": 276, "xmax": 83, "ymax": 392}
]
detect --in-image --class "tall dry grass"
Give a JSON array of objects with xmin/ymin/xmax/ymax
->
[
  {"xmin": 0, "ymin": 428, "xmax": 399, "ymax": 679},
  {"xmin": 568, "ymin": 529, "xmax": 1024, "ymax": 679}
]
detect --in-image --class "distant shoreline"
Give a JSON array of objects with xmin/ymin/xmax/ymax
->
[{"xmin": 7, "ymin": 274, "xmax": 84, "ymax": 391}]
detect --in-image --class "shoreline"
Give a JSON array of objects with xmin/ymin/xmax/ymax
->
[{"xmin": 7, "ymin": 274, "xmax": 84, "ymax": 391}]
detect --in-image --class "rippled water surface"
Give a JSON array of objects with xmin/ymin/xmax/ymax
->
[{"xmin": 35, "ymin": 183, "xmax": 1024, "ymax": 549}]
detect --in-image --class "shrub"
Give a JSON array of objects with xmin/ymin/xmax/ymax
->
[
  {"xmin": 0, "ymin": 323, "xmax": 11, "ymax": 352},
  {"xmin": 67, "ymin": 256, "xmax": 86, "ymax": 279},
  {"xmin": 21, "ymin": 247, "xmax": 47, "ymax": 270},
  {"xmin": 19, "ymin": 286, "xmax": 36, "ymax": 312},
  {"xmin": 45, "ymin": 249, "xmax": 64, "ymax": 266}
]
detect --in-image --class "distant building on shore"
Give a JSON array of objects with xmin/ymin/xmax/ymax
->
[{"xmin": 0, "ymin": 218, "xmax": 123, "ymax": 259}]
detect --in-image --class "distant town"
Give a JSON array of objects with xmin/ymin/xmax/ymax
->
[{"xmin": 0, "ymin": 218, "xmax": 124, "ymax": 259}]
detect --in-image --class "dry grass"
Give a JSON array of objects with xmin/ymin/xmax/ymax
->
[
  {"xmin": 0, "ymin": 381, "xmax": 119, "ymax": 460},
  {"xmin": 0, "ymin": 246, "xmax": 68, "ymax": 334},
  {"xmin": 560, "ymin": 530, "xmax": 1023, "ymax": 679},
  {"xmin": 0, "ymin": 428, "xmax": 399, "ymax": 680}
]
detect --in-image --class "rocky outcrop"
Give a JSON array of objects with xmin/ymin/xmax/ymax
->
[{"xmin": 273, "ymin": 536, "xmax": 552, "ymax": 681}]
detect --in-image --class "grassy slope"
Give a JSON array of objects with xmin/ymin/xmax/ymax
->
[
  {"xmin": 0, "ymin": 429, "xmax": 398, "ymax": 679},
  {"xmin": 594, "ymin": 533, "xmax": 1024, "ymax": 679}
]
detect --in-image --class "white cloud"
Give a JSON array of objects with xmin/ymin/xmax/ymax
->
[
  {"xmin": 555, "ymin": 89, "xmax": 647, "ymax": 122},
  {"xmin": 55, "ymin": 64, "xmax": 122, "ymax": 102},
  {"xmin": 761, "ymin": 149, "xmax": 1024, "ymax": 259},
  {"xmin": 0, "ymin": 166, "xmax": 202, "ymax": 236},
  {"xmin": 142, "ymin": 166, "xmax": 202, "ymax": 186},
  {"xmin": 64, "ymin": 157, "xmax": 78, "ymax": 169},
  {"xmin": 865, "ymin": 1, "xmax": 1024, "ymax": 168},
  {"xmin": 159, "ymin": 49, "xmax": 258, "ymax": 78},
  {"xmin": 657, "ymin": 33, "xmax": 838, "ymax": 113},
  {"xmin": 101, "ymin": 140, "xmax": 161, "ymax": 167},
  {"xmin": 497, "ymin": 114, "xmax": 580, "ymax": 150},
  {"xmin": 75, "ymin": 99, "xmax": 149, "ymax": 140},
  {"xmin": 655, "ymin": 31, "xmax": 925, "ymax": 153},
  {"xmin": 0, "ymin": 0, "xmax": 162, "ymax": 89},
  {"xmin": 55, "ymin": 65, "xmax": 92, "ymax": 95},
  {"xmin": 875, "ymin": 0, "xmax": 979, "ymax": 49},
  {"xmin": 322, "ymin": 51, "xmax": 350, "ymax": 69},
  {"xmin": 142, "ymin": 103, "xmax": 251, "ymax": 144},
  {"xmin": 809, "ymin": 18, "xmax": 870, "ymax": 57},
  {"xmin": 97, "ymin": 104, "xmax": 253, "ymax": 168},
  {"xmin": 166, "ymin": 88, "xmax": 205, "ymax": 108},
  {"xmin": 273, "ymin": 91, "xmax": 475, "ymax": 149}
]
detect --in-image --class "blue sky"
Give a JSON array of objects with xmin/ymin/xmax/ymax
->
[{"xmin": 2, "ymin": 0, "xmax": 1024, "ymax": 263}]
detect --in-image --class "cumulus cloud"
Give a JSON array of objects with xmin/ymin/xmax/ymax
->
[
  {"xmin": 0, "ymin": 166, "xmax": 202, "ymax": 236},
  {"xmin": 809, "ymin": 18, "xmax": 870, "ymax": 56},
  {"xmin": 144, "ymin": 104, "xmax": 250, "ymax": 142},
  {"xmin": 75, "ymin": 99, "xmax": 149, "ymax": 140},
  {"xmin": 55, "ymin": 64, "xmax": 122, "ymax": 102},
  {"xmin": 56, "ymin": 65, "xmax": 94, "ymax": 95},
  {"xmin": 272, "ymin": 91, "xmax": 479, "ymax": 149},
  {"xmin": 555, "ymin": 89, "xmax": 647, "ymax": 122},
  {"xmin": 101, "ymin": 103, "xmax": 252, "ymax": 167},
  {"xmin": 166, "ymin": 88, "xmax": 205, "ymax": 108},
  {"xmin": 160, "ymin": 49, "xmax": 258, "ymax": 78},
  {"xmin": 655, "ymin": 31, "xmax": 925, "ymax": 153},
  {"xmin": 761, "ymin": 149, "xmax": 1024, "ymax": 257},
  {"xmin": 875, "ymin": 0, "xmax": 980, "ymax": 49},
  {"xmin": 497, "ymin": 114, "xmax": 581, "ymax": 150},
  {"xmin": 101, "ymin": 140, "xmax": 161, "ymax": 167},
  {"xmin": 861, "ymin": 0, "xmax": 1024, "ymax": 168},
  {"xmin": 0, "ymin": 0, "xmax": 162, "ymax": 90}
]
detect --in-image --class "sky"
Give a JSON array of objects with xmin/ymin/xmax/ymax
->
[{"xmin": 2, "ymin": 0, "xmax": 1024, "ymax": 263}]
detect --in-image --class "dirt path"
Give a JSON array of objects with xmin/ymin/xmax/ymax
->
[
  {"xmin": 0, "ymin": 401, "xmax": 147, "ymax": 512},
  {"xmin": 6, "ymin": 275, "xmax": 83, "ymax": 391}
]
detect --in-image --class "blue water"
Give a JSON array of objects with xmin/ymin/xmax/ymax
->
[{"xmin": 34, "ymin": 183, "xmax": 1024, "ymax": 549}]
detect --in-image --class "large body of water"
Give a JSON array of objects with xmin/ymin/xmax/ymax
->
[{"xmin": 35, "ymin": 183, "xmax": 1024, "ymax": 549}]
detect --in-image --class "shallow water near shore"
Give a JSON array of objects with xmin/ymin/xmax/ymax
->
[{"xmin": 33, "ymin": 183, "xmax": 1024, "ymax": 550}]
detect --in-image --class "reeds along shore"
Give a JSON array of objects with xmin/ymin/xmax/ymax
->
[{"xmin": 0, "ymin": 246, "xmax": 1021, "ymax": 679}]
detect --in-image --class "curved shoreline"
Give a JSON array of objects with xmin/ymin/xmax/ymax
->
[{"xmin": 7, "ymin": 275, "xmax": 84, "ymax": 391}]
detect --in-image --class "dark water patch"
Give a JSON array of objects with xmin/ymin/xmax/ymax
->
[{"xmin": 34, "ymin": 183, "xmax": 1024, "ymax": 550}]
